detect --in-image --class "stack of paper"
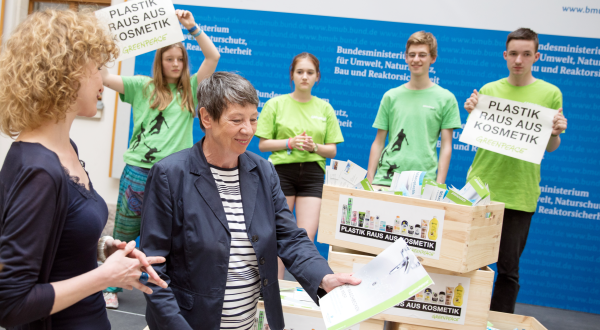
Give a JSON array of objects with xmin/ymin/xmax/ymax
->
[{"xmin": 376, "ymin": 171, "xmax": 491, "ymax": 207}]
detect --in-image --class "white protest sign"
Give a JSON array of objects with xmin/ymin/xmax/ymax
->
[
  {"xmin": 459, "ymin": 94, "xmax": 555, "ymax": 164},
  {"xmin": 95, "ymin": 0, "xmax": 184, "ymax": 63}
]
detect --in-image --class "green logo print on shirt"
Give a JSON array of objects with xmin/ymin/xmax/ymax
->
[
  {"xmin": 141, "ymin": 111, "xmax": 169, "ymax": 163},
  {"xmin": 379, "ymin": 128, "xmax": 410, "ymax": 180}
]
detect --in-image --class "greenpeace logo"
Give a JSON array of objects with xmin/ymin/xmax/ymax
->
[{"xmin": 562, "ymin": 6, "xmax": 600, "ymax": 14}]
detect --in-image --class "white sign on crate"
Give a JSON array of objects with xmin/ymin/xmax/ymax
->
[
  {"xmin": 336, "ymin": 195, "xmax": 445, "ymax": 260},
  {"xmin": 95, "ymin": 0, "xmax": 184, "ymax": 63}
]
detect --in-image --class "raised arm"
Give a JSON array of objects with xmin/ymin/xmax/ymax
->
[
  {"xmin": 176, "ymin": 10, "xmax": 220, "ymax": 82},
  {"xmin": 100, "ymin": 66, "xmax": 125, "ymax": 94}
]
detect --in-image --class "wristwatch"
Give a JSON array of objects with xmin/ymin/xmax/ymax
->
[{"xmin": 312, "ymin": 143, "xmax": 319, "ymax": 153}]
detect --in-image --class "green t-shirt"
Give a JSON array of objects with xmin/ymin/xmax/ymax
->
[
  {"xmin": 372, "ymin": 84, "xmax": 462, "ymax": 185},
  {"xmin": 121, "ymin": 74, "xmax": 199, "ymax": 168},
  {"xmin": 467, "ymin": 78, "xmax": 562, "ymax": 212},
  {"xmin": 255, "ymin": 94, "xmax": 344, "ymax": 172}
]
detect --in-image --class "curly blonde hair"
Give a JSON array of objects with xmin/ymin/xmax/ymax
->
[{"xmin": 0, "ymin": 9, "xmax": 119, "ymax": 138}]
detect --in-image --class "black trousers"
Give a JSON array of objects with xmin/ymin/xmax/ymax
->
[{"xmin": 490, "ymin": 208, "xmax": 534, "ymax": 313}]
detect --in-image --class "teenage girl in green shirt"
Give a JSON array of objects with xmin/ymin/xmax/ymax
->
[
  {"xmin": 256, "ymin": 53, "xmax": 344, "ymax": 279},
  {"xmin": 100, "ymin": 10, "xmax": 220, "ymax": 308}
]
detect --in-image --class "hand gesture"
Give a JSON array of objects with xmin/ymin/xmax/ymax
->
[
  {"xmin": 175, "ymin": 9, "xmax": 196, "ymax": 30},
  {"xmin": 104, "ymin": 238, "xmax": 167, "ymax": 289},
  {"xmin": 101, "ymin": 241, "xmax": 168, "ymax": 294},
  {"xmin": 552, "ymin": 109, "xmax": 567, "ymax": 136},
  {"xmin": 303, "ymin": 135, "xmax": 316, "ymax": 152},
  {"xmin": 464, "ymin": 89, "xmax": 479, "ymax": 114},
  {"xmin": 290, "ymin": 132, "xmax": 309, "ymax": 151},
  {"xmin": 320, "ymin": 273, "xmax": 362, "ymax": 293}
]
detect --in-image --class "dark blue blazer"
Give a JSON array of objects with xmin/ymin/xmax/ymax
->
[{"xmin": 140, "ymin": 140, "xmax": 333, "ymax": 330}]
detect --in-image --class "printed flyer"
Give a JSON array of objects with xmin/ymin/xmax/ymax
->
[
  {"xmin": 352, "ymin": 263, "xmax": 470, "ymax": 325},
  {"xmin": 319, "ymin": 239, "xmax": 433, "ymax": 330},
  {"xmin": 459, "ymin": 94, "xmax": 555, "ymax": 164},
  {"xmin": 335, "ymin": 195, "xmax": 446, "ymax": 259}
]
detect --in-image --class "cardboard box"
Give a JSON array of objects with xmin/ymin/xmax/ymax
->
[
  {"xmin": 328, "ymin": 246, "xmax": 494, "ymax": 330},
  {"xmin": 391, "ymin": 311, "xmax": 547, "ymax": 330},
  {"xmin": 318, "ymin": 185, "xmax": 504, "ymax": 273},
  {"xmin": 257, "ymin": 280, "xmax": 385, "ymax": 330}
]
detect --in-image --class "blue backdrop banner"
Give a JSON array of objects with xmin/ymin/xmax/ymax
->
[{"xmin": 127, "ymin": 5, "xmax": 600, "ymax": 314}]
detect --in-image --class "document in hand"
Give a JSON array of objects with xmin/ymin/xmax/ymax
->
[{"xmin": 319, "ymin": 239, "xmax": 434, "ymax": 330}]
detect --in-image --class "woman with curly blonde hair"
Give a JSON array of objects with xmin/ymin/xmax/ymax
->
[{"xmin": 0, "ymin": 10, "xmax": 167, "ymax": 330}]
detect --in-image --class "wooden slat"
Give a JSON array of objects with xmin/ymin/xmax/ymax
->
[
  {"xmin": 318, "ymin": 185, "xmax": 504, "ymax": 273},
  {"xmin": 328, "ymin": 247, "xmax": 494, "ymax": 330}
]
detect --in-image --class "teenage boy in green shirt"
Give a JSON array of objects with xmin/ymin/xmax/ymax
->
[
  {"xmin": 464, "ymin": 28, "xmax": 568, "ymax": 313},
  {"xmin": 367, "ymin": 31, "xmax": 462, "ymax": 186}
]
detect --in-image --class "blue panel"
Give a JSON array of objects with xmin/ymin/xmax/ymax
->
[{"xmin": 127, "ymin": 5, "xmax": 600, "ymax": 313}]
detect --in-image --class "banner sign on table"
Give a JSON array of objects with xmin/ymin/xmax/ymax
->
[
  {"xmin": 336, "ymin": 195, "xmax": 445, "ymax": 260},
  {"xmin": 95, "ymin": 0, "xmax": 184, "ymax": 62},
  {"xmin": 459, "ymin": 94, "xmax": 555, "ymax": 164}
]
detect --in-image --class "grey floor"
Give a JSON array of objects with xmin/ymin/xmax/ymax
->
[{"xmin": 3, "ymin": 272, "xmax": 600, "ymax": 330}]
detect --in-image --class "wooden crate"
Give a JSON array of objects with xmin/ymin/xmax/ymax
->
[
  {"xmin": 328, "ymin": 246, "xmax": 494, "ymax": 330},
  {"xmin": 318, "ymin": 185, "xmax": 505, "ymax": 273},
  {"xmin": 391, "ymin": 311, "xmax": 547, "ymax": 330},
  {"xmin": 257, "ymin": 280, "xmax": 385, "ymax": 330}
]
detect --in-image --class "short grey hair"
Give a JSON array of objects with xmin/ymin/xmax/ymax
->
[{"xmin": 196, "ymin": 72, "xmax": 259, "ymax": 131}]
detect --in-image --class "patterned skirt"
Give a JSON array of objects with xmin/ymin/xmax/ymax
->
[{"xmin": 112, "ymin": 164, "xmax": 150, "ymax": 242}]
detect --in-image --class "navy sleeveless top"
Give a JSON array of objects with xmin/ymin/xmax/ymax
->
[{"xmin": 47, "ymin": 167, "xmax": 110, "ymax": 330}]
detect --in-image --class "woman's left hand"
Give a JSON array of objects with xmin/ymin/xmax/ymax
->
[
  {"xmin": 105, "ymin": 238, "xmax": 166, "ymax": 288},
  {"xmin": 320, "ymin": 273, "xmax": 362, "ymax": 293},
  {"xmin": 175, "ymin": 9, "xmax": 196, "ymax": 30}
]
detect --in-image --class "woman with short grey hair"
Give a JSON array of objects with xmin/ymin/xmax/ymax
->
[{"xmin": 140, "ymin": 72, "xmax": 360, "ymax": 330}]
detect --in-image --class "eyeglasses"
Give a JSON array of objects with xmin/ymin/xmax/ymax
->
[{"xmin": 407, "ymin": 53, "xmax": 430, "ymax": 59}]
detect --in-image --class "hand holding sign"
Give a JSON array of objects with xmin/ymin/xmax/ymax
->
[
  {"xmin": 459, "ymin": 94, "xmax": 555, "ymax": 164},
  {"xmin": 552, "ymin": 109, "xmax": 567, "ymax": 136},
  {"xmin": 463, "ymin": 89, "xmax": 479, "ymax": 114}
]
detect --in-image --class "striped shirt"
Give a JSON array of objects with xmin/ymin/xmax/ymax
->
[{"xmin": 210, "ymin": 166, "xmax": 261, "ymax": 330}]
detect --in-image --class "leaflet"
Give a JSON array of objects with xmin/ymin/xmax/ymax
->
[
  {"xmin": 390, "ymin": 171, "xmax": 426, "ymax": 197},
  {"xmin": 320, "ymin": 239, "xmax": 433, "ymax": 330},
  {"xmin": 340, "ymin": 160, "xmax": 368, "ymax": 187}
]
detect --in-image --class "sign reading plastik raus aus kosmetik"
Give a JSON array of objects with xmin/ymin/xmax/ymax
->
[
  {"xmin": 459, "ymin": 94, "xmax": 555, "ymax": 164},
  {"xmin": 95, "ymin": 0, "xmax": 184, "ymax": 62},
  {"xmin": 336, "ymin": 195, "xmax": 445, "ymax": 259}
]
